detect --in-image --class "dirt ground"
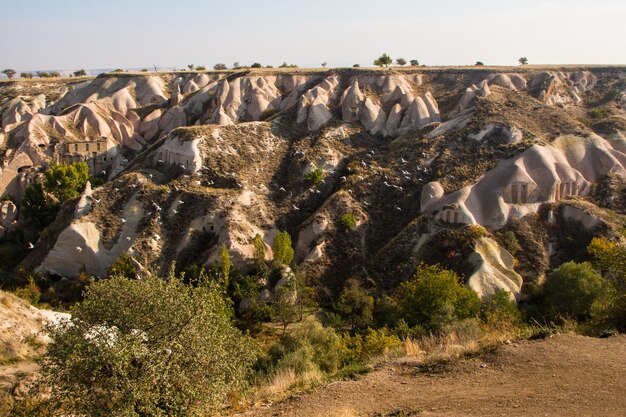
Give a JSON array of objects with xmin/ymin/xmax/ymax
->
[{"xmin": 243, "ymin": 333, "xmax": 626, "ymax": 417}]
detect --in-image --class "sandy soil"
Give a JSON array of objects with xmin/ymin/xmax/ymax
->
[{"xmin": 244, "ymin": 333, "xmax": 626, "ymax": 417}]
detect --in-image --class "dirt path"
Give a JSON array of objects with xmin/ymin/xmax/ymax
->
[{"xmin": 244, "ymin": 334, "xmax": 626, "ymax": 417}]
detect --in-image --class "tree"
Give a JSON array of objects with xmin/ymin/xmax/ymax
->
[
  {"xmin": 374, "ymin": 53, "xmax": 392, "ymax": 67},
  {"xmin": 321, "ymin": 62, "xmax": 327, "ymax": 68},
  {"xmin": 233, "ymin": 62, "xmax": 241, "ymax": 69},
  {"xmin": 49, "ymin": 71, "xmax": 60, "ymax": 77},
  {"xmin": 274, "ymin": 283, "xmax": 298, "ymax": 333},
  {"xmin": 397, "ymin": 263, "xmax": 480, "ymax": 331},
  {"xmin": 543, "ymin": 261, "xmax": 604, "ymax": 321},
  {"xmin": 37, "ymin": 71, "xmax": 50, "ymax": 78},
  {"xmin": 396, "ymin": 58, "xmax": 407, "ymax": 66},
  {"xmin": 20, "ymin": 182, "xmax": 59, "ymax": 230},
  {"xmin": 218, "ymin": 243, "xmax": 231, "ymax": 289},
  {"xmin": 251, "ymin": 63, "xmax": 262, "ymax": 68},
  {"xmin": 44, "ymin": 162, "xmax": 89, "ymax": 201},
  {"xmin": 2, "ymin": 69, "xmax": 16, "ymax": 79},
  {"xmin": 587, "ymin": 238, "xmax": 626, "ymax": 330},
  {"xmin": 410, "ymin": 59, "xmax": 419, "ymax": 66},
  {"xmin": 41, "ymin": 273, "xmax": 256, "ymax": 416},
  {"xmin": 335, "ymin": 279, "xmax": 374, "ymax": 332},
  {"xmin": 475, "ymin": 61, "xmax": 484, "ymax": 66},
  {"xmin": 73, "ymin": 69, "xmax": 86, "ymax": 77},
  {"xmin": 20, "ymin": 72, "xmax": 33, "ymax": 79},
  {"xmin": 253, "ymin": 233, "xmax": 268, "ymax": 274},
  {"xmin": 518, "ymin": 57, "xmax": 528, "ymax": 65},
  {"xmin": 187, "ymin": 64, "xmax": 195, "ymax": 70},
  {"xmin": 272, "ymin": 230, "xmax": 294, "ymax": 267},
  {"xmin": 213, "ymin": 63, "xmax": 227, "ymax": 70}
]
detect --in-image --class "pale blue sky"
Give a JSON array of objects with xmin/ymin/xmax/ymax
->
[{"xmin": 1, "ymin": 0, "xmax": 625, "ymax": 71}]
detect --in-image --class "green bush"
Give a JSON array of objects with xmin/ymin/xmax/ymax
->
[
  {"xmin": 335, "ymin": 279, "xmax": 374, "ymax": 332},
  {"xmin": 587, "ymin": 238, "xmax": 626, "ymax": 331},
  {"xmin": 106, "ymin": 253, "xmax": 136, "ymax": 279},
  {"xmin": 589, "ymin": 108, "xmax": 610, "ymax": 119},
  {"xmin": 340, "ymin": 213, "xmax": 357, "ymax": 230},
  {"xmin": 260, "ymin": 108, "xmax": 279, "ymax": 120},
  {"xmin": 544, "ymin": 261, "xmax": 604, "ymax": 321},
  {"xmin": 480, "ymin": 290, "xmax": 522, "ymax": 327},
  {"xmin": 41, "ymin": 273, "xmax": 256, "ymax": 416},
  {"xmin": 270, "ymin": 317, "xmax": 340, "ymax": 375},
  {"xmin": 496, "ymin": 231, "xmax": 521, "ymax": 255},
  {"xmin": 14, "ymin": 277, "xmax": 41, "ymax": 305},
  {"xmin": 304, "ymin": 168, "xmax": 324, "ymax": 185},
  {"xmin": 397, "ymin": 263, "xmax": 480, "ymax": 331}
]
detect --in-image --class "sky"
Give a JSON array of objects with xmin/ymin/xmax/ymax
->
[{"xmin": 1, "ymin": 0, "xmax": 625, "ymax": 72}]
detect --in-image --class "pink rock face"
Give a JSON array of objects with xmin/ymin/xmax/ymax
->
[
  {"xmin": 423, "ymin": 135, "xmax": 626, "ymax": 229},
  {"xmin": 139, "ymin": 109, "xmax": 162, "ymax": 141}
]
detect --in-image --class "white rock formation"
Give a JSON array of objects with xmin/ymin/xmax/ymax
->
[
  {"xmin": 468, "ymin": 237, "xmax": 523, "ymax": 300},
  {"xmin": 422, "ymin": 134, "xmax": 626, "ymax": 229}
]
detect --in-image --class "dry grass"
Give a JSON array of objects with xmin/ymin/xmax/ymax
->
[{"xmin": 413, "ymin": 320, "xmax": 517, "ymax": 363}]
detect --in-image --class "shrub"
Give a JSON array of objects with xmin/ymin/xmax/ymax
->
[
  {"xmin": 410, "ymin": 59, "xmax": 419, "ymax": 66},
  {"xmin": 106, "ymin": 253, "xmax": 136, "ymax": 279},
  {"xmin": 213, "ymin": 63, "xmax": 227, "ymax": 70},
  {"xmin": 543, "ymin": 261, "xmax": 604, "ymax": 321},
  {"xmin": 496, "ymin": 231, "xmax": 521, "ymax": 255},
  {"xmin": 272, "ymin": 231, "xmax": 294, "ymax": 267},
  {"xmin": 373, "ymin": 53, "xmax": 392, "ymax": 67},
  {"xmin": 73, "ymin": 69, "xmax": 86, "ymax": 77},
  {"xmin": 20, "ymin": 72, "xmax": 33, "ymax": 79},
  {"xmin": 41, "ymin": 273, "xmax": 256, "ymax": 416},
  {"xmin": 587, "ymin": 237, "xmax": 626, "ymax": 331},
  {"xmin": 14, "ymin": 277, "xmax": 41, "ymax": 305},
  {"xmin": 304, "ymin": 168, "xmax": 324, "ymax": 185},
  {"xmin": 260, "ymin": 108, "xmax": 279, "ymax": 120},
  {"xmin": 469, "ymin": 224, "xmax": 487, "ymax": 238},
  {"xmin": 37, "ymin": 71, "xmax": 50, "ymax": 78},
  {"xmin": 588, "ymin": 108, "xmax": 610, "ymax": 119},
  {"xmin": 195, "ymin": 65, "xmax": 206, "ymax": 71},
  {"xmin": 397, "ymin": 263, "xmax": 480, "ymax": 331},
  {"xmin": 49, "ymin": 71, "xmax": 60, "ymax": 77},
  {"xmin": 251, "ymin": 63, "xmax": 262, "ymax": 68},
  {"xmin": 282, "ymin": 317, "xmax": 340, "ymax": 374},
  {"xmin": 395, "ymin": 58, "xmax": 407, "ymax": 66},
  {"xmin": 475, "ymin": 61, "xmax": 484, "ymax": 66},
  {"xmin": 340, "ymin": 213, "xmax": 357, "ymax": 230},
  {"xmin": 480, "ymin": 290, "xmax": 521, "ymax": 327}
]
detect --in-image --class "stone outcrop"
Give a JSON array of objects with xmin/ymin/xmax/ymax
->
[
  {"xmin": 422, "ymin": 134, "xmax": 626, "ymax": 229},
  {"xmin": 468, "ymin": 237, "xmax": 523, "ymax": 300}
]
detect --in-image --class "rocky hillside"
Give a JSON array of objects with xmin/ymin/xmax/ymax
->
[{"xmin": 2, "ymin": 66, "xmax": 626, "ymax": 300}]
